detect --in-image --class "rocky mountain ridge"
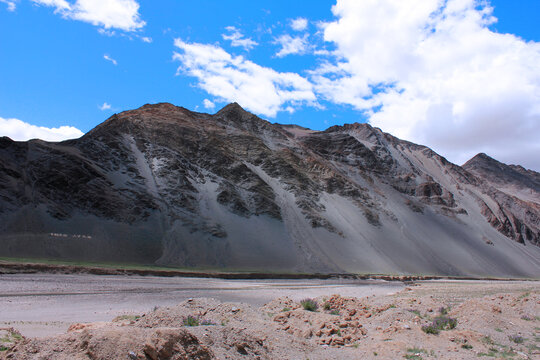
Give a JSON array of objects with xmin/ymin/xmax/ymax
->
[
  {"xmin": 463, "ymin": 152, "xmax": 540, "ymax": 203},
  {"xmin": 1, "ymin": 102, "xmax": 539, "ymax": 277}
]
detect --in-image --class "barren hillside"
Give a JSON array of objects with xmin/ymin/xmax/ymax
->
[{"xmin": 1, "ymin": 103, "xmax": 539, "ymax": 277}]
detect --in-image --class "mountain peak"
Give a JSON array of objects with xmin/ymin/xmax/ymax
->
[
  {"xmin": 463, "ymin": 153, "xmax": 509, "ymax": 175},
  {"xmin": 325, "ymin": 122, "xmax": 373, "ymax": 133},
  {"xmin": 464, "ymin": 152, "xmax": 540, "ymax": 200},
  {"xmin": 213, "ymin": 102, "xmax": 272, "ymax": 130},
  {"xmin": 465, "ymin": 152, "xmax": 495, "ymax": 164},
  {"xmin": 140, "ymin": 102, "xmax": 176, "ymax": 109},
  {"xmin": 464, "ymin": 152, "xmax": 514, "ymax": 174},
  {"xmin": 216, "ymin": 102, "xmax": 248, "ymax": 115}
]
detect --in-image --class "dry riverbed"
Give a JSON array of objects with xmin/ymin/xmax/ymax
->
[
  {"xmin": 0, "ymin": 273, "xmax": 401, "ymax": 337},
  {"xmin": 0, "ymin": 276, "xmax": 539, "ymax": 359}
]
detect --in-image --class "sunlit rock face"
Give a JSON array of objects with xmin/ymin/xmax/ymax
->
[{"xmin": 1, "ymin": 102, "xmax": 539, "ymax": 277}]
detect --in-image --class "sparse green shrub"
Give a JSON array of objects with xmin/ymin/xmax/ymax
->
[
  {"xmin": 0, "ymin": 330, "xmax": 23, "ymax": 352},
  {"xmin": 183, "ymin": 315, "xmax": 200, "ymax": 326},
  {"xmin": 300, "ymin": 298, "xmax": 318, "ymax": 312},
  {"xmin": 113, "ymin": 314, "xmax": 140, "ymax": 322},
  {"xmin": 481, "ymin": 336, "xmax": 494, "ymax": 345},
  {"xmin": 509, "ymin": 335, "xmax": 524, "ymax": 344},
  {"xmin": 330, "ymin": 310, "xmax": 340, "ymax": 316},
  {"xmin": 323, "ymin": 302, "xmax": 331, "ymax": 311},
  {"xmin": 439, "ymin": 306, "xmax": 449, "ymax": 315},
  {"xmin": 181, "ymin": 315, "xmax": 216, "ymax": 326},
  {"xmin": 282, "ymin": 307, "xmax": 291, "ymax": 312},
  {"xmin": 421, "ymin": 315, "xmax": 457, "ymax": 335},
  {"xmin": 461, "ymin": 344, "xmax": 473, "ymax": 350},
  {"xmin": 404, "ymin": 354, "xmax": 422, "ymax": 360},
  {"xmin": 521, "ymin": 315, "xmax": 533, "ymax": 321},
  {"xmin": 421, "ymin": 324, "xmax": 440, "ymax": 335},
  {"xmin": 500, "ymin": 349, "xmax": 518, "ymax": 357},
  {"xmin": 434, "ymin": 316, "xmax": 457, "ymax": 330}
]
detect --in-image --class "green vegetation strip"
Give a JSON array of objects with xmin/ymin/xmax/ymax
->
[{"xmin": 0, "ymin": 257, "xmax": 537, "ymax": 280}]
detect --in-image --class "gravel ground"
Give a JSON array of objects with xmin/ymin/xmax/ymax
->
[
  {"xmin": 2, "ymin": 279, "xmax": 539, "ymax": 359},
  {"xmin": 0, "ymin": 273, "xmax": 402, "ymax": 337}
]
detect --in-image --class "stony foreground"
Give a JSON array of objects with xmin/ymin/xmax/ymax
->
[{"xmin": 1, "ymin": 281, "xmax": 539, "ymax": 359}]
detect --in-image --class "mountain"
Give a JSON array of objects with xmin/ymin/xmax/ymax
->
[
  {"xmin": 463, "ymin": 153, "xmax": 540, "ymax": 203},
  {"xmin": 1, "ymin": 103, "xmax": 539, "ymax": 277}
]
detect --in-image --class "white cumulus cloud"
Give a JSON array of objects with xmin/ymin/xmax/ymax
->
[
  {"xmin": 203, "ymin": 99, "xmax": 215, "ymax": 110},
  {"xmin": 290, "ymin": 17, "xmax": 308, "ymax": 31},
  {"xmin": 222, "ymin": 26, "xmax": 258, "ymax": 51},
  {"xmin": 0, "ymin": 116, "xmax": 84, "ymax": 142},
  {"xmin": 32, "ymin": 0, "xmax": 145, "ymax": 31},
  {"xmin": 173, "ymin": 39, "xmax": 317, "ymax": 118},
  {"xmin": 103, "ymin": 54, "xmax": 117, "ymax": 65},
  {"xmin": 0, "ymin": 0, "xmax": 18, "ymax": 11},
  {"xmin": 274, "ymin": 34, "xmax": 310, "ymax": 57},
  {"xmin": 315, "ymin": 0, "xmax": 540, "ymax": 170},
  {"xmin": 99, "ymin": 102, "xmax": 112, "ymax": 110}
]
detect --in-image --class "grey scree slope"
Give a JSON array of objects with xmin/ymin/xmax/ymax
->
[{"xmin": 0, "ymin": 102, "xmax": 539, "ymax": 277}]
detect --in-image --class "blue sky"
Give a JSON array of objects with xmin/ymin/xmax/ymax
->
[{"xmin": 1, "ymin": 0, "xmax": 539, "ymax": 170}]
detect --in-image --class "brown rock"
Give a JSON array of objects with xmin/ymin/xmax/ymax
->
[{"xmin": 302, "ymin": 329, "xmax": 313, "ymax": 339}]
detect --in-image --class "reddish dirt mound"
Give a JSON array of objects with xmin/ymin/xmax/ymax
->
[{"xmin": 5, "ymin": 325, "xmax": 213, "ymax": 360}]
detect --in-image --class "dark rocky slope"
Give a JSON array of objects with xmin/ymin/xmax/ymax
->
[
  {"xmin": 1, "ymin": 103, "xmax": 539, "ymax": 277},
  {"xmin": 463, "ymin": 153, "xmax": 540, "ymax": 202},
  {"xmin": 463, "ymin": 153, "xmax": 540, "ymax": 246}
]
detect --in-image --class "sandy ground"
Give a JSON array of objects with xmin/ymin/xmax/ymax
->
[
  {"xmin": 1, "ymin": 277, "xmax": 539, "ymax": 359},
  {"xmin": 0, "ymin": 273, "xmax": 402, "ymax": 337}
]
